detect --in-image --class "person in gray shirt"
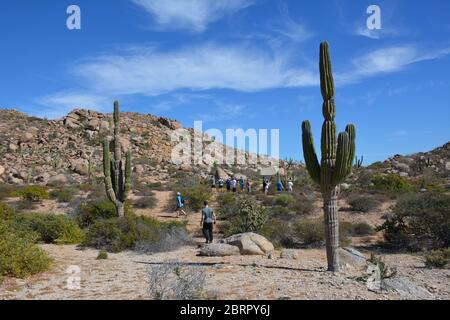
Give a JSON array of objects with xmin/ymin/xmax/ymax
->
[{"xmin": 200, "ymin": 200, "xmax": 216, "ymax": 244}]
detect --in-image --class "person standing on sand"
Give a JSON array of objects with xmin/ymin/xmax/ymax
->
[
  {"xmin": 210, "ymin": 175, "xmax": 216, "ymax": 192},
  {"xmin": 176, "ymin": 192, "xmax": 187, "ymax": 218},
  {"xmin": 200, "ymin": 201, "xmax": 216, "ymax": 244}
]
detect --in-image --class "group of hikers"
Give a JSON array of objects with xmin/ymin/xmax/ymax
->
[{"xmin": 175, "ymin": 174, "xmax": 295, "ymax": 244}]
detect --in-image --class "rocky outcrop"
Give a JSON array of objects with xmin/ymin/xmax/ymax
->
[
  {"xmin": 221, "ymin": 233, "xmax": 274, "ymax": 255},
  {"xmin": 198, "ymin": 243, "xmax": 240, "ymax": 257}
]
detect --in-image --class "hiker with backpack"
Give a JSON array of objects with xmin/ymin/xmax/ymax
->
[
  {"xmin": 210, "ymin": 175, "xmax": 216, "ymax": 192},
  {"xmin": 176, "ymin": 192, "xmax": 187, "ymax": 218},
  {"xmin": 231, "ymin": 177, "xmax": 237, "ymax": 193},
  {"xmin": 200, "ymin": 200, "xmax": 216, "ymax": 244},
  {"xmin": 226, "ymin": 177, "xmax": 231, "ymax": 192},
  {"xmin": 218, "ymin": 177, "xmax": 224, "ymax": 193}
]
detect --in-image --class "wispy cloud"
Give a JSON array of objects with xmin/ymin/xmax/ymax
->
[
  {"xmin": 271, "ymin": 3, "xmax": 313, "ymax": 43},
  {"xmin": 337, "ymin": 45, "xmax": 450, "ymax": 84},
  {"xmin": 71, "ymin": 43, "xmax": 318, "ymax": 96},
  {"xmin": 131, "ymin": 0, "xmax": 254, "ymax": 32}
]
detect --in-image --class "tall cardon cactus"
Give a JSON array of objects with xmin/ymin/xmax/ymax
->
[
  {"xmin": 301, "ymin": 42, "xmax": 356, "ymax": 272},
  {"xmin": 102, "ymin": 101, "xmax": 132, "ymax": 217}
]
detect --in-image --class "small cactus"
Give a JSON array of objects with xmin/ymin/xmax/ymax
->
[
  {"xmin": 102, "ymin": 101, "xmax": 132, "ymax": 217},
  {"xmin": 237, "ymin": 197, "xmax": 267, "ymax": 233},
  {"xmin": 355, "ymin": 155, "xmax": 364, "ymax": 168},
  {"xmin": 301, "ymin": 42, "xmax": 356, "ymax": 272}
]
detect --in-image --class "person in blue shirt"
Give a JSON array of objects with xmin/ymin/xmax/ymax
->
[
  {"xmin": 239, "ymin": 177, "xmax": 245, "ymax": 192},
  {"xmin": 176, "ymin": 192, "xmax": 187, "ymax": 218},
  {"xmin": 277, "ymin": 180, "xmax": 284, "ymax": 192},
  {"xmin": 226, "ymin": 177, "xmax": 231, "ymax": 192}
]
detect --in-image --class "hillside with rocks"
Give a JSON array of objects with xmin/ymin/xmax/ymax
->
[{"xmin": 0, "ymin": 108, "xmax": 274, "ymax": 186}]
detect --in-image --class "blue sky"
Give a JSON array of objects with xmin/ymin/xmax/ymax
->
[{"xmin": 1, "ymin": 0, "xmax": 449, "ymax": 164}]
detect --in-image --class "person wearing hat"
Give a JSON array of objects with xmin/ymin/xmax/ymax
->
[{"xmin": 176, "ymin": 192, "xmax": 187, "ymax": 218}]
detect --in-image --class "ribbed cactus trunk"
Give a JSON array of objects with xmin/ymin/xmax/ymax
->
[
  {"xmin": 301, "ymin": 42, "xmax": 356, "ymax": 272},
  {"xmin": 102, "ymin": 101, "xmax": 132, "ymax": 218}
]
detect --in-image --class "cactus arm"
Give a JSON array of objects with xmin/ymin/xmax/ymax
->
[
  {"xmin": 320, "ymin": 42, "xmax": 335, "ymax": 101},
  {"xmin": 102, "ymin": 139, "xmax": 117, "ymax": 203},
  {"xmin": 301, "ymin": 121, "xmax": 321, "ymax": 184},
  {"xmin": 345, "ymin": 124, "xmax": 356, "ymax": 175},
  {"xmin": 113, "ymin": 100, "xmax": 122, "ymax": 163},
  {"xmin": 332, "ymin": 131, "xmax": 350, "ymax": 185},
  {"xmin": 124, "ymin": 151, "xmax": 132, "ymax": 201}
]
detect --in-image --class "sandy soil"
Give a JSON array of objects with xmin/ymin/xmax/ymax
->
[{"xmin": 1, "ymin": 191, "xmax": 449, "ymax": 300}]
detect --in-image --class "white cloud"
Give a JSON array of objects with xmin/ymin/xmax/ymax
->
[
  {"xmin": 271, "ymin": 3, "xmax": 313, "ymax": 43},
  {"xmin": 131, "ymin": 0, "xmax": 254, "ymax": 32},
  {"xmin": 337, "ymin": 46, "xmax": 450, "ymax": 84},
  {"xmin": 36, "ymin": 91, "xmax": 110, "ymax": 119},
  {"xmin": 71, "ymin": 44, "xmax": 318, "ymax": 96}
]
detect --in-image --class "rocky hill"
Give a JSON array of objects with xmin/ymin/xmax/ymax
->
[{"xmin": 0, "ymin": 108, "xmax": 273, "ymax": 186}]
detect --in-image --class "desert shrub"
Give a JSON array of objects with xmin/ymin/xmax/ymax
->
[
  {"xmin": 148, "ymin": 262, "xmax": 206, "ymax": 300},
  {"xmin": 0, "ymin": 184, "xmax": 20, "ymax": 200},
  {"xmin": 147, "ymin": 182, "xmax": 166, "ymax": 191},
  {"xmin": 369, "ymin": 254, "xmax": 397, "ymax": 279},
  {"xmin": 424, "ymin": 249, "xmax": 450, "ymax": 269},
  {"xmin": 16, "ymin": 214, "xmax": 85, "ymax": 245},
  {"xmin": 0, "ymin": 220, "xmax": 52, "ymax": 278},
  {"xmin": 377, "ymin": 192, "xmax": 450, "ymax": 250},
  {"xmin": 131, "ymin": 196, "xmax": 157, "ymax": 209},
  {"xmin": 290, "ymin": 198, "xmax": 314, "ymax": 216},
  {"xmin": 294, "ymin": 219, "xmax": 351, "ymax": 248},
  {"xmin": 12, "ymin": 185, "xmax": 49, "ymax": 202},
  {"xmin": 96, "ymin": 250, "xmax": 108, "ymax": 260},
  {"xmin": 347, "ymin": 222, "xmax": 375, "ymax": 237},
  {"xmin": 84, "ymin": 214, "xmax": 189, "ymax": 253},
  {"xmin": 274, "ymin": 194, "xmax": 293, "ymax": 207},
  {"xmin": 260, "ymin": 219, "xmax": 295, "ymax": 248},
  {"xmin": 134, "ymin": 183, "xmax": 157, "ymax": 196},
  {"xmin": 76, "ymin": 199, "xmax": 132, "ymax": 228},
  {"xmin": 180, "ymin": 184, "xmax": 212, "ymax": 211},
  {"xmin": 347, "ymin": 195, "xmax": 379, "ymax": 213},
  {"xmin": 49, "ymin": 188, "xmax": 74, "ymax": 203},
  {"xmin": 371, "ymin": 174, "xmax": 413, "ymax": 193},
  {"xmin": 0, "ymin": 202, "xmax": 14, "ymax": 220},
  {"xmin": 15, "ymin": 200, "xmax": 37, "ymax": 211}
]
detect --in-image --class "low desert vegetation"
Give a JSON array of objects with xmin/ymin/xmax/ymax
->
[
  {"xmin": 347, "ymin": 195, "xmax": 379, "ymax": 213},
  {"xmin": 12, "ymin": 185, "xmax": 49, "ymax": 202},
  {"xmin": 424, "ymin": 248, "xmax": 450, "ymax": 269},
  {"xmin": 371, "ymin": 174, "xmax": 414, "ymax": 194},
  {"xmin": 49, "ymin": 188, "xmax": 74, "ymax": 203},
  {"xmin": 377, "ymin": 192, "xmax": 450, "ymax": 251}
]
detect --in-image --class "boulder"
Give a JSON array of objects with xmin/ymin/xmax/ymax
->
[
  {"xmin": 8, "ymin": 143, "xmax": 18, "ymax": 152},
  {"xmin": 20, "ymin": 132, "xmax": 34, "ymax": 143},
  {"xmin": 64, "ymin": 116, "xmax": 81, "ymax": 129},
  {"xmin": 339, "ymin": 247, "xmax": 367, "ymax": 270},
  {"xmin": 99, "ymin": 121, "xmax": 110, "ymax": 131},
  {"xmin": 280, "ymin": 249, "xmax": 299, "ymax": 260},
  {"xmin": 134, "ymin": 165, "xmax": 145, "ymax": 174},
  {"xmin": 47, "ymin": 174, "xmax": 69, "ymax": 186},
  {"xmin": 87, "ymin": 119, "xmax": 99, "ymax": 131},
  {"xmin": 215, "ymin": 167, "xmax": 230, "ymax": 179},
  {"xmin": 221, "ymin": 233, "xmax": 274, "ymax": 255},
  {"xmin": 198, "ymin": 243, "xmax": 240, "ymax": 257},
  {"xmin": 380, "ymin": 277, "xmax": 431, "ymax": 298},
  {"xmin": 71, "ymin": 160, "xmax": 88, "ymax": 176},
  {"xmin": 35, "ymin": 173, "xmax": 50, "ymax": 184},
  {"xmin": 0, "ymin": 165, "xmax": 5, "ymax": 176}
]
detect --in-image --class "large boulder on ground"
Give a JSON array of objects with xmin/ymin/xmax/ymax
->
[
  {"xmin": 198, "ymin": 243, "xmax": 240, "ymax": 257},
  {"xmin": 380, "ymin": 277, "xmax": 431, "ymax": 298},
  {"xmin": 221, "ymin": 233, "xmax": 274, "ymax": 255},
  {"xmin": 20, "ymin": 132, "xmax": 34, "ymax": 143},
  {"xmin": 339, "ymin": 247, "xmax": 367, "ymax": 270},
  {"xmin": 280, "ymin": 249, "xmax": 299, "ymax": 260},
  {"xmin": 70, "ymin": 159, "xmax": 88, "ymax": 176},
  {"xmin": 47, "ymin": 174, "xmax": 70, "ymax": 186},
  {"xmin": 215, "ymin": 167, "xmax": 230, "ymax": 179}
]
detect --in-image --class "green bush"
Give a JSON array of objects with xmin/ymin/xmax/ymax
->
[
  {"xmin": 96, "ymin": 250, "xmax": 108, "ymax": 260},
  {"xmin": 291, "ymin": 198, "xmax": 314, "ymax": 215},
  {"xmin": 347, "ymin": 195, "xmax": 379, "ymax": 213},
  {"xmin": 76, "ymin": 199, "xmax": 131, "ymax": 228},
  {"xmin": 49, "ymin": 189, "xmax": 74, "ymax": 203},
  {"xmin": 274, "ymin": 194, "xmax": 293, "ymax": 206},
  {"xmin": 371, "ymin": 174, "xmax": 413, "ymax": 193},
  {"xmin": 0, "ymin": 202, "xmax": 14, "ymax": 220},
  {"xmin": 181, "ymin": 184, "xmax": 212, "ymax": 211},
  {"xmin": 84, "ymin": 213, "xmax": 189, "ymax": 253},
  {"xmin": 16, "ymin": 214, "xmax": 85, "ymax": 245},
  {"xmin": 260, "ymin": 219, "xmax": 295, "ymax": 248},
  {"xmin": 295, "ymin": 219, "xmax": 351, "ymax": 247},
  {"xmin": 347, "ymin": 222, "xmax": 375, "ymax": 237},
  {"xmin": 424, "ymin": 249, "xmax": 450, "ymax": 269},
  {"xmin": 377, "ymin": 192, "xmax": 450, "ymax": 250},
  {"xmin": 131, "ymin": 196, "xmax": 157, "ymax": 209},
  {"xmin": 0, "ymin": 220, "xmax": 52, "ymax": 278},
  {"xmin": 12, "ymin": 185, "xmax": 49, "ymax": 202},
  {"xmin": 0, "ymin": 184, "xmax": 20, "ymax": 201}
]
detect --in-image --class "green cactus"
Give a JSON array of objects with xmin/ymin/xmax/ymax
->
[
  {"xmin": 237, "ymin": 197, "xmax": 267, "ymax": 233},
  {"xmin": 301, "ymin": 42, "xmax": 356, "ymax": 272},
  {"xmin": 102, "ymin": 101, "xmax": 132, "ymax": 217},
  {"xmin": 355, "ymin": 155, "xmax": 364, "ymax": 169}
]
